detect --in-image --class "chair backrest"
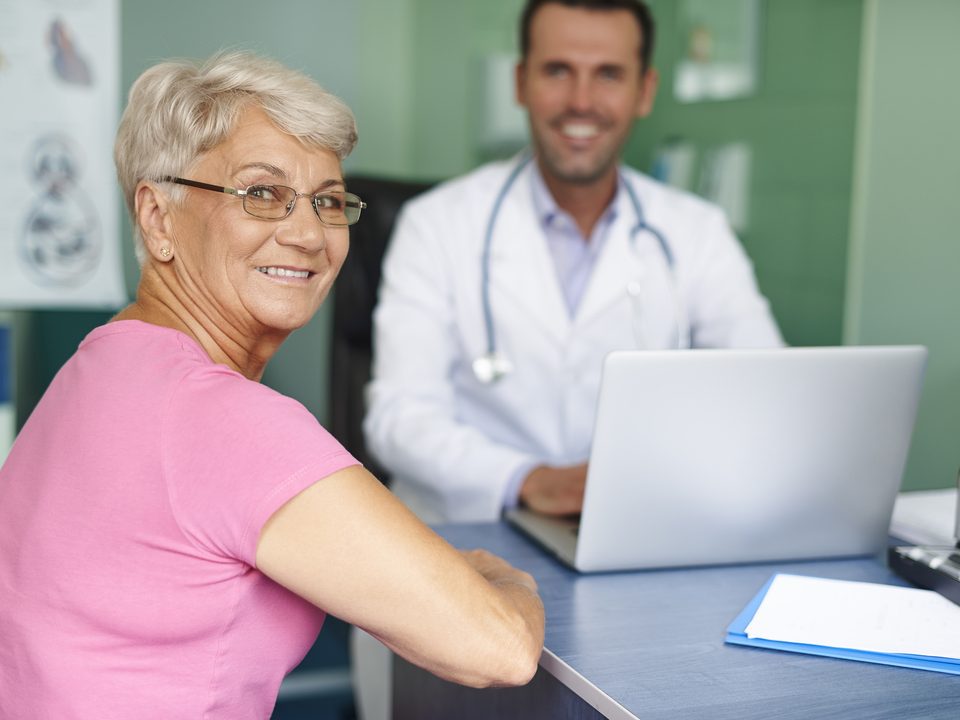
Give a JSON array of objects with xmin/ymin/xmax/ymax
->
[{"xmin": 330, "ymin": 176, "xmax": 434, "ymax": 482}]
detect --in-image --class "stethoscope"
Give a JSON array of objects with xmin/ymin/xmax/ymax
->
[{"xmin": 472, "ymin": 155, "xmax": 690, "ymax": 384}]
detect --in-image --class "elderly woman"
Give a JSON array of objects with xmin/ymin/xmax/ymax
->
[{"xmin": 0, "ymin": 52, "xmax": 543, "ymax": 719}]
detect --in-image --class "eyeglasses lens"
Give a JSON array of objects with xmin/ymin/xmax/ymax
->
[
  {"xmin": 242, "ymin": 185, "xmax": 362, "ymax": 226},
  {"xmin": 243, "ymin": 185, "xmax": 294, "ymax": 220},
  {"xmin": 315, "ymin": 192, "xmax": 363, "ymax": 226}
]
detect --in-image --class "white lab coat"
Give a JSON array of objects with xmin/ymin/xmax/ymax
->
[{"xmin": 364, "ymin": 158, "xmax": 783, "ymax": 523}]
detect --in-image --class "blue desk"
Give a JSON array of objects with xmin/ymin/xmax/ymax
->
[{"xmin": 393, "ymin": 522, "xmax": 960, "ymax": 719}]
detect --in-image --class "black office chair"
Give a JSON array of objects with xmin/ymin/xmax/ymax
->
[{"xmin": 329, "ymin": 175, "xmax": 435, "ymax": 484}]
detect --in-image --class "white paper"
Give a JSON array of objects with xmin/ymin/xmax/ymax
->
[{"xmin": 745, "ymin": 574, "xmax": 960, "ymax": 659}]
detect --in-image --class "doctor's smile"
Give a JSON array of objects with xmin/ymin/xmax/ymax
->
[{"xmin": 553, "ymin": 114, "xmax": 610, "ymax": 141}]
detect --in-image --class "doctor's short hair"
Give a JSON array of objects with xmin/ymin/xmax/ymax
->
[
  {"xmin": 114, "ymin": 50, "xmax": 358, "ymax": 265},
  {"xmin": 519, "ymin": 0, "xmax": 656, "ymax": 72}
]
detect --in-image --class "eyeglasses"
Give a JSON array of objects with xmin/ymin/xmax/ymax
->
[{"xmin": 161, "ymin": 176, "xmax": 365, "ymax": 226}]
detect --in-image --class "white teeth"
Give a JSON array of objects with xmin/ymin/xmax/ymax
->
[
  {"xmin": 562, "ymin": 123, "xmax": 599, "ymax": 139},
  {"xmin": 256, "ymin": 267, "xmax": 310, "ymax": 278}
]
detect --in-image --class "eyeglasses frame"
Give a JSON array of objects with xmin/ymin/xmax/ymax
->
[{"xmin": 160, "ymin": 176, "xmax": 366, "ymax": 227}]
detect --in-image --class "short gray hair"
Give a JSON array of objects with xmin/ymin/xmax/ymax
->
[{"xmin": 114, "ymin": 50, "xmax": 358, "ymax": 264}]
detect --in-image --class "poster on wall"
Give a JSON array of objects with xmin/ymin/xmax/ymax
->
[{"xmin": 0, "ymin": 0, "xmax": 125, "ymax": 309}]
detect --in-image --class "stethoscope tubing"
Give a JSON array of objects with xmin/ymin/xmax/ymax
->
[
  {"xmin": 475, "ymin": 155, "xmax": 687, "ymax": 383},
  {"xmin": 480, "ymin": 155, "xmax": 532, "ymax": 361}
]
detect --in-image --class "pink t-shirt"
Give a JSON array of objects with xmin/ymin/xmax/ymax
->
[{"xmin": 0, "ymin": 321, "xmax": 358, "ymax": 719}]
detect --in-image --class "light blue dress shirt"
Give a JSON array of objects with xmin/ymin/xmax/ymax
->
[{"xmin": 529, "ymin": 164, "xmax": 619, "ymax": 317}]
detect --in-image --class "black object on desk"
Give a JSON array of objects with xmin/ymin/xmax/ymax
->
[
  {"xmin": 889, "ymin": 470, "xmax": 960, "ymax": 607},
  {"xmin": 889, "ymin": 545, "xmax": 960, "ymax": 607}
]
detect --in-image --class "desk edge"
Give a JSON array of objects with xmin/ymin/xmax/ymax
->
[{"xmin": 540, "ymin": 647, "xmax": 637, "ymax": 720}]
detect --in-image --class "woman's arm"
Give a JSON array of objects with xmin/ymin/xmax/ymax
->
[{"xmin": 255, "ymin": 465, "xmax": 544, "ymax": 688}]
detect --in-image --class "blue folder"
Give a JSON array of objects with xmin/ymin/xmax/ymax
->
[{"xmin": 725, "ymin": 574, "xmax": 960, "ymax": 675}]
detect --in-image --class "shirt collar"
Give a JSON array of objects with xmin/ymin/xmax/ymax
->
[{"xmin": 528, "ymin": 161, "xmax": 623, "ymax": 234}]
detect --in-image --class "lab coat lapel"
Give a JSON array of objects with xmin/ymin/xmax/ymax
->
[
  {"xmin": 487, "ymin": 168, "xmax": 572, "ymax": 345},
  {"xmin": 574, "ymin": 198, "xmax": 643, "ymax": 327}
]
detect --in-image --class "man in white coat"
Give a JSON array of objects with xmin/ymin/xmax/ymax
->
[{"xmin": 364, "ymin": 0, "xmax": 783, "ymax": 526}]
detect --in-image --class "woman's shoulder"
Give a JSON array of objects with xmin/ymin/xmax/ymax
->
[{"xmin": 82, "ymin": 319, "xmax": 211, "ymax": 365}]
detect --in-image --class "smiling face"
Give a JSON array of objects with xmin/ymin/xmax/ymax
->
[
  {"xmin": 164, "ymin": 106, "xmax": 350, "ymax": 338},
  {"xmin": 516, "ymin": 4, "xmax": 658, "ymax": 189}
]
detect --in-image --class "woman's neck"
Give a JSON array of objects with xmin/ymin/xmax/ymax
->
[{"xmin": 114, "ymin": 266, "xmax": 284, "ymax": 381}]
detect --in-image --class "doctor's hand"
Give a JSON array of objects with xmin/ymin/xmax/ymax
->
[{"xmin": 518, "ymin": 463, "xmax": 587, "ymax": 517}]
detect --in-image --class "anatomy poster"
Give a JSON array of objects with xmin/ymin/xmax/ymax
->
[{"xmin": 0, "ymin": 0, "xmax": 125, "ymax": 308}]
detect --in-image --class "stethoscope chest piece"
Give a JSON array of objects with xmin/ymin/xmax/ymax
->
[{"xmin": 472, "ymin": 352, "xmax": 513, "ymax": 384}]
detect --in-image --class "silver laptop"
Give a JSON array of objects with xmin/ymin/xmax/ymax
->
[{"xmin": 505, "ymin": 346, "xmax": 927, "ymax": 572}]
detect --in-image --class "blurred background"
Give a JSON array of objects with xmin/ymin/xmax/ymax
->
[{"xmin": 1, "ymin": 1, "xmax": 958, "ymax": 717}]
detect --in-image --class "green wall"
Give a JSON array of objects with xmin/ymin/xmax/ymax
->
[
  {"xmin": 354, "ymin": 0, "xmax": 417, "ymax": 177},
  {"xmin": 406, "ymin": 0, "xmax": 525, "ymax": 180},
  {"xmin": 628, "ymin": 0, "xmax": 863, "ymax": 347},
  {"xmin": 844, "ymin": 0, "xmax": 960, "ymax": 491}
]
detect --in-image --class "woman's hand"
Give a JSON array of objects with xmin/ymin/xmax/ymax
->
[{"xmin": 460, "ymin": 548, "xmax": 538, "ymax": 593}]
